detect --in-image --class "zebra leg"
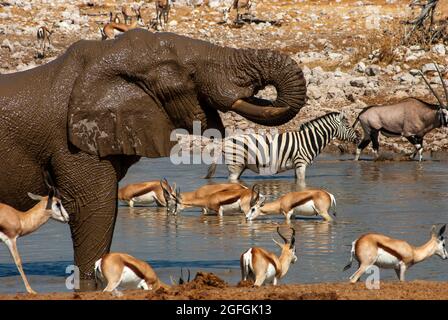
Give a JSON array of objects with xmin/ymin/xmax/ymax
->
[
  {"xmin": 227, "ymin": 164, "xmax": 245, "ymax": 181},
  {"xmin": 294, "ymin": 165, "xmax": 306, "ymax": 183}
]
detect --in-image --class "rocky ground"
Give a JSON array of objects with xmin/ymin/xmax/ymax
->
[
  {"xmin": 0, "ymin": 0, "xmax": 448, "ymax": 157},
  {"xmin": 2, "ymin": 272, "xmax": 448, "ymax": 300}
]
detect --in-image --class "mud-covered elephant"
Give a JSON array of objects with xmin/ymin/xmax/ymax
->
[{"xmin": 0, "ymin": 29, "xmax": 306, "ymax": 289}]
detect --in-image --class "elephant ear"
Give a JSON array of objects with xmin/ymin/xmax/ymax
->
[{"xmin": 67, "ymin": 32, "xmax": 207, "ymax": 158}]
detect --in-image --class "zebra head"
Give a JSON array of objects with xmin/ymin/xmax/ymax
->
[
  {"xmin": 245, "ymin": 185, "xmax": 266, "ymax": 221},
  {"xmin": 334, "ymin": 112, "xmax": 359, "ymax": 144}
]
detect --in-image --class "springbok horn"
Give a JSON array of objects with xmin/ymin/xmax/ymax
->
[
  {"xmin": 277, "ymin": 226, "xmax": 288, "ymax": 243},
  {"xmin": 439, "ymin": 224, "xmax": 447, "ymax": 237},
  {"xmin": 170, "ymin": 275, "xmax": 177, "ymax": 285},
  {"xmin": 160, "ymin": 178, "xmax": 171, "ymax": 195},
  {"xmin": 420, "ymin": 70, "xmax": 446, "ymax": 108},
  {"xmin": 434, "ymin": 63, "xmax": 448, "ymax": 108},
  {"xmin": 250, "ymin": 184, "xmax": 260, "ymax": 207},
  {"xmin": 290, "ymin": 227, "xmax": 296, "ymax": 247}
]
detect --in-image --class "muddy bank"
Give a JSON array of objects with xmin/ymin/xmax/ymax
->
[{"xmin": 3, "ymin": 274, "xmax": 448, "ymax": 300}]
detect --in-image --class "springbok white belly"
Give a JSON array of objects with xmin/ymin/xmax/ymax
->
[
  {"xmin": 0, "ymin": 231, "xmax": 9, "ymax": 243},
  {"xmin": 374, "ymin": 248, "xmax": 400, "ymax": 269},
  {"xmin": 220, "ymin": 199, "xmax": 242, "ymax": 214},
  {"xmin": 120, "ymin": 266, "xmax": 148, "ymax": 289},
  {"xmin": 265, "ymin": 263, "xmax": 277, "ymax": 283},
  {"xmin": 292, "ymin": 200, "xmax": 317, "ymax": 216},
  {"xmin": 132, "ymin": 191, "xmax": 161, "ymax": 206},
  {"xmin": 95, "ymin": 260, "xmax": 149, "ymax": 290}
]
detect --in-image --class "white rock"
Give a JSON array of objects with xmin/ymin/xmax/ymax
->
[
  {"xmin": 355, "ymin": 61, "xmax": 366, "ymax": 73},
  {"xmin": 307, "ymin": 85, "xmax": 322, "ymax": 100},
  {"xmin": 432, "ymin": 44, "xmax": 446, "ymax": 56}
]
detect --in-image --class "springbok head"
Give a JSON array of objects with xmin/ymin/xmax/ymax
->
[
  {"xmin": 273, "ymin": 227, "xmax": 297, "ymax": 264},
  {"xmin": 27, "ymin": 171, "xmax": 69, "ymax": 223},
  {"xmin": 160, "ymin": 178, "xmax": 181, "ymax": 215},
  {"xmin": 245, "ymin": 184, "xmax": 266, "ymax": 221},
  {"xmin": 431, "ymin": 224, "xmax": 447, "ymax": 260}
]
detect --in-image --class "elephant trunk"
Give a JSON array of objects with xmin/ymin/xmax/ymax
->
[{"xmin": 230, "ymin": 50, "xmax": 307, "ymax": 126}]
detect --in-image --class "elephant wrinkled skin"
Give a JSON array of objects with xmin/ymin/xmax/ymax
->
[{"xmin": 0, "ymin": 29, "xmax": 306, "ymax": 289}]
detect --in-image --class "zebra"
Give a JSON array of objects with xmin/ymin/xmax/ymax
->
[{"xmin": 205, "ymin": 112, "xmax": 359, "ymax": 182}]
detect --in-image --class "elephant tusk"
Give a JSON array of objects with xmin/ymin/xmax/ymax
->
[{"xmin": 230, "ymin": 99, "xmax": 290, "ymax": 121}]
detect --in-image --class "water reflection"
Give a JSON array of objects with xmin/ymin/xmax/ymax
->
[{"xmin": 2, "ymin": 155, "xmax": 448, "ymax": 293}]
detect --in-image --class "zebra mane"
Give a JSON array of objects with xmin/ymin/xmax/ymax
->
[{"xmin": 298, "ymin": 112, "xmax": 340, "ymax": 131}]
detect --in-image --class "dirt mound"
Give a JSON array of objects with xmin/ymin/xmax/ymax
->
[{"xmin": 181, "ymin": 272, "xmax": 228, "ymax": 290}]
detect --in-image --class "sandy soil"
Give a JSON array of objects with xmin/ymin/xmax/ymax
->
[{"xmin": 1, "ymin": 272, "xmax": 448, "ymax": 300}]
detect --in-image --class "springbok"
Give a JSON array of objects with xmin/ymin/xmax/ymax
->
[
  {"xmin": 246, "ymin": 189, "xmax": 337, "ymax": 222},
  {"xmin": 353, "ymin": 63, "xmax": 448, "ymax": 161},
  {"xmin": 162, "ymin": 180, "xmax": 258, "ymax": 216},
  {"xmin": 155, "ymin": 0, "xmax": 170, "ymax": 30},
  {"xmin": 240, "ymin": 227, "xmax": 297, "ymax": 286},
  {"xmin": 343, "ymin": 225, "xmax": 447, "ymax": 283},
  {"xmin": 36, "ymin": 25, "xmax": 53, "ymax": 58},
  {"xmin": 0, "ymin": 174, "xmax": 69, "ymax": 294},
  {"xmin": 118, "ymin": 180, "xmax": 171, "ymax": 207},
  {"xmin": 230, "ymin": 0, "xmax": 252, "ymax": 21},
  {"xmin": 121, "ymin": 4, "xmax": 141, "ymax": 25},
  {"xmin": 109, "ymin": 11, "xmax": 121, "ymax": 24},
  {"xmin": 101, "ymin": 12, "xmax": 144, "ymax": 40},
  {"xmin": 95, "ymin": 252, "xmax": 170, "ymax": 295}
]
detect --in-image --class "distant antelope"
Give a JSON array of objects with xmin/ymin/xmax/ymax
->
[
  {"xmin": 36, "ymin": 26, "xmax": 53, "ymax": 58},
  {"xmin": 100, "ymin": 13, "xmax": 144, "ymax": 40},
  {"xmin": 118, "ymin": 180, "xmax": 171, "ymax": 207},
  {"xmin": 344, "ymin": 225, "xmax": 447, "ymax": 283},
  {"xmin": 240, "ymin": 227, "xmax": 297, "ymax": 286},
  {"xmin": 155, "ymin": 0, "xmax": 170, "ymax": 29},
  {"xmin": 109, "ymin": 11, "xmax": 121, "ymax": 24},
  {"xmin": 353, "ymin": 63, "xmax": 448, "ymax": 161},
  {"xmin": 0, "ymin": 173, "xmax": 69, "ymax": 294},
  {"xmin": 230, "ymin": 0, "xmax": 252, "ymax": 21},
  {"xmin": 121, "ymin": 4, "xmax": 141, "ymax": 25},
  {"xmin": 246, "ymin": 189, "xmax": 337, "ymax": 222},
  {"xmin": 95, "ymin": 252, "xmax": 171, "ymax": 295},
  {"xmin": 162, "ymin": 180, "xmax": 259, "ymax": 216}
]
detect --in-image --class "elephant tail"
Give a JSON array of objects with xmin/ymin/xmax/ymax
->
[{"xmin": 204, "ymin": 162, "xmax": 217, "ymax": 179}]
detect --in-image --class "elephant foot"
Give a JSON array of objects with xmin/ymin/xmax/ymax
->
[{"xmin": 77, "ymin": 278, "xmax": 98, "ymax": 292}]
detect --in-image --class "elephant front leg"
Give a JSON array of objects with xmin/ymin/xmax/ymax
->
[
  {"xmin": 70, "ymin": 194, "xmax": 117, "ymax": 291},
  {"xmin": 54, "ymin": 154, "xmax": 119, "ymax": 291}
]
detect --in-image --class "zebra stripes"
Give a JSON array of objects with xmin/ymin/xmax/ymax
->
[{"xmin": 206, "ymin": 112, "xmax": 359, "ymax": 181}]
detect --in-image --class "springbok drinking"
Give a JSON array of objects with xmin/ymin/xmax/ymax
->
[
  {"xmin": 343, "ymin": 225, "xmax": 447, "ymax": 282},
  {"xmin": 246, "ymin": 189, "xmax": 336, "ymax": 222},
  {"xmin": 162, "ymin": 180, "xmax": 259, "ymax": 216}
]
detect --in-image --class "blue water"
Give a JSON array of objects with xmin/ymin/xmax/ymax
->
[{"xmin": 1, "ymin": 153, "xmax": 448, "ymax": 294}]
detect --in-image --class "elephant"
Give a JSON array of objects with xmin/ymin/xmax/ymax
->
[{"xmin": 0, "ymin": 29, "xmax": 306, "ymax": 290}]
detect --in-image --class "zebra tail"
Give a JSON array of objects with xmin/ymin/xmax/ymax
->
[
  {"xmin": 343, "ymin": 241, "xmax": 356, "ymax": 271},
  {"xmin": 204, "ymin": 162, "xmax": 217, "ymax": 179}
]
